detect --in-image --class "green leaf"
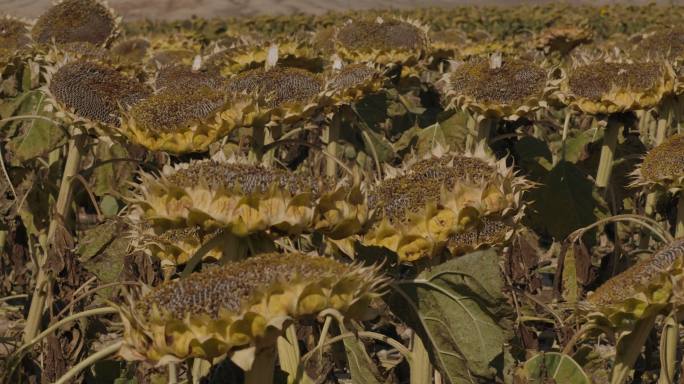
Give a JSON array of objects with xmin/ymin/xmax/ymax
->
[
  {"xmin": 91, "ymin": 141, "xmax": 135, "ymax": 196},
  {"xmin": 5, "ymin": 92, "xmax": 65, "ymax": 161},
  {"xmin": 513, "ymin": 136, "xmax": 552, "ymax": 182},
  {"xmin": 527, "ymin": 161, "xmax": 606, "ymax": 240},
  {"xmin": 562, "ymin": 245, "xmax": 579, "ymax": 304},
  {"xmin": 100, "ymin": 195, "xmax": 120, "ymax": 218},
  {"xmin": 390, "ymin": 249, "xmax": 513, "ymax": 384},
  {"xmin": 523, "ymin": 352, "xmax": 591, "ymax": 384},
  {"xmin": 611, "ymin": 314, "xmax": 658, "ymax": 384},
  {"xmin": 341, "ymin": 332, "xmax": 383, "ymax": 384},
  {"xmin": 77, "ymin": 220, "xmax": 122, "ymax": 261},
  {"xmin": 359, "ymin": 123, "xmax": 396, "ymax": 163},
  {"xmin": 562, "ymin": 130, "xmax": 596, "ymax": 164}
]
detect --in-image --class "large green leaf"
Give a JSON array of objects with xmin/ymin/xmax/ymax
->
[
  {"xmin": 390, "ymin": 249, "xmax": 513, "ymax": 384},
  {"xmin": 513, "ymin": 136, "xmax": 552, "ymax": 182},
  {"xmin": 5, "ymin": 92, "xmax": 65, "ymax": 161},
  {"xmin": 91, "ymin": 140, "xmax": 135, "ymax": 196},
  {"xmin": 523, "ymin": 352, "xmax": 591, "ymax": 384},
  {"xmin": 341, "ymin": 329, "xmax": 383, "ymax": 384},
  {"xmin": 527, "ymin": 161, "xmax": 606, "ymax": 240}
]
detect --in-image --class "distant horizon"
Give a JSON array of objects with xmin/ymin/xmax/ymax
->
[{"xmin": 2, "ymin": 0, "xmax": 680, "ymax": 20}]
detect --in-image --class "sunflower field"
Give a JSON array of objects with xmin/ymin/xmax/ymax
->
[{"xmin": 4, "ymin": 1, "xmax": 684, "ymax": 383}]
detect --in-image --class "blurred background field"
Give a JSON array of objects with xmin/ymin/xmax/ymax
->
[{"xmin": 1, "ymin": 0, "xmax": 672, "ymax": 19}]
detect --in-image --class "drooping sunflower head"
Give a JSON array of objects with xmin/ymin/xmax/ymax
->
[
  {"xmin": 429, "ymin": 28, "xmax": 466, "ymax": 54},
  {"xmin": 225, "ymin": 66, "xmax": 324, "ymax": 123},
  {"xmin": 334, "ymin": 17, "xmax": 429, "ymax": 65},
  {"xmin": 323, "ymin": 63, "xmax": 383, "ymax": 106},
  {"xmin": 32, "ymin": 0, "xmax": 119, "ymax": 47},
  {"xmin": 130, "ymin": 155, "xmax": 367, "ymax": 238},
  {"xmin": 41, "ymin": 40, "xmax": 113, "ymax": 65},
  {"xmin": 535, "ymin": 26, "xmax": 592, "ymax": 55},
  {"xmin": 633, "ymin": 27, "xmax": 684, "ymax": 62},
  {"xmin": 441, "ymin": 57, "xmax": 550, "ymax": 120},
  {"xmin": 631, "ymin": 133, "xmax": 684, "ymax": 192},
  {"xmin": 144, "ymin": 36, "xmax": 200, "ymax": 72},
  {"xmin": 446, "ymin": 216, "xmax": 512, "ymax": 256},
  {"xmin": 204, "ymin": 40, "xmax": 320, "ymax": 77},
  {"xmin": 560, "ymin": 61, "xmax": 675, "ymax": 115},
  {"xmin": 44, "ymin": 60, "xmax": 151, "ymax": 130},
  {"xmin": 110, "ymin": 37, "xmax": 151, "ymax": 66},
  {"xmin": 130, "ymin": 156, "xmax": 321, "ymax": 235},
  {"xmin": 0, "ymin": 16, "xmax": 31, "ymax": 69},
  {"xmin": 118, "ymin": 252, "xmax": 388, "ymax": 364},
  {"xmin": 118, "ymin": 85, "xmax": 254, "ymax": 153},
  {"xmin": 153, "ymin": 64, "xmax": 227, "ymax": 92},
  {"xmin": 133, "ymin": 223, "xmax": 228, "ymax": 268},
  {"xmin": 363, "ymin": 145, "xmax": 531, "ymax": 262},
  {"xmin": 585, "ymin": 239, "xmax": 684, "ymax": 329}
]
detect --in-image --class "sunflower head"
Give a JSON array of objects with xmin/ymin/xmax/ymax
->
[
  {"xmin": 446, "ymin": 216, "xmax": 512, "ymax": 256},
  {"xmin": 0, "ymin": 15, "xmax": 31, "ymax": 66},
  {"xmin": 129, "ymin": 224, "xmax": 229, "ymax": 279},
  {"xmin": 631, "ymin": 133, "xmax": 684, "ymax": 192},
  {"xmin": 144, "ymin": 36, "xmax": 200, "ymax": 72},
  {"xmin": 225, "ymin": 66, "xmax": 324, "ymax": 123},
  {"xmin": 535, "ymin": 26, "xmax": 592, "ymax": 55},
  {"xmin": 585, "ymin": 239, "xmax": 684, "ymax": 329},
  {"xmin": 154, "ymin": 64, "xmax": 227, "ymax": 92},
  {"xmin": 117, "ymin": 252, "xmax": 387, "ymax": 364},
  {"xmin": 44, "ymin": 60, "xmax": 151, "ymax": 130},
  {"xmin": 32, "ymin": 0, "xmax": 119, "ymax": 46},
  {"xmin": 323, "ymin": 63, "xmax": 383, "ymax": 106},
  {"xmin": 633, "ymin": 27, "xmax": 684, "ymax": 62},
  {"xmin": 205, "ymin": 40, "xmax": 320, "ymax": 77},
  {"xmin": 118, "ymin": 86, "xmax": 253, "ymax": 153},
  {"xmin": 560, "ymin": 62, "xmax": 674, "ymax": 115},
  {"xmin": 441, "ymin": 57, "xmax": 550, "ymax": 120},
  {"xmin": 41, "ymin": 40, "xmax": 113, "ymax": 65},
  {"xmin": 130, "ymin": 156, "xmax": 323, "ymax": 235},
  {"xmin": 429, "ymin": 28, "xmax": 466, "ymax": 54},
  {"xmin": 334, "ymin": 17, "xmax": 429, "ymax": 65},
  {"xmin": 110, "ymin": 37, "xmax": 151, "ymax": 66},
  {"xmin": 363, "ymin": 145, "xmax": 531, "ymax": 262}
]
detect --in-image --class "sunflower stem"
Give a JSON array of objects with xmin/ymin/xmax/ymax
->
[
  {"xmin": 14, "ymin": 307, "xmax": 117, "ymax": 359},
  {"xmin": 277, "ymin": 323, "xmax": 313, "ymax": 384},
  {"xmin": 476, "ymin": 117, "xmax": 495, "ymax": 145},
  {"xmin": 595, "ymin": 116, "xmax": 621, "ymax": 189},
  {"xmin": 611, "ymin": 314, "xmax": 658, "ymax": 384},
  {"xmin": 53, "ymin": 341, "xmax": 122, "ymax": 384},
  {"xmin": 656, "ymin": 97, "xmax": 675, "ymax": 145},
  {"xmin": 325, "ymin": 113, "xmax": 341, "ymax": 178},
  {"xmin": 168, "ymin": 363, "xmax": 178, "ymax": 384},
  {"xmin": 657, "ymin": 311, "xmax": 678, "ymax": 384},
  {"xmin": 23, "ymin": 130, "xmax": 85, "ymax": 343},
  {"xmin": 409, "ymin": 332, "xmax": 432, "ymax": 384},
  {"xmin": 191, "ymin": 358, "xmax": 211, "ymax": 384},
  {"xmin": 676, "ymin": 195, "xmax": 684, "ymax": 238},
  {"xmin": 245, "ymin": 345, "xmax": 277, "ymax": 384}
]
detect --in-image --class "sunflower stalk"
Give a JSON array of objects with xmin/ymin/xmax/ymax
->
[
  {"xmin": 656, "ymin": 97, "xmax": 675, "ymax": 145},
  {"xmin": 245, "ymin": 345, "xmax": 278, "ymax": 384},
  {"xmin": 191, "ymin": 358, "xmax": 211, "ymax": 384},
  {"xmin": 596, "ymin": 116, "xmax": 621, "ymax": 189},
  {"xmin": 325, "ymin": 112, "xmax": 342, "ymax": 178},
  {"xmin": 477, "ymin": 116, "xmax": 496, "ymax": 144},
  {"xmin": 278, "ymin": 323, "xmax": 314, "ymax": 384},
  {"xmin": 611, "ymin": 314, "xmax": 658, "ymax": 384},
  {"xmin": 23, "ymin": 129, "xmax": 86, "ymax": 343},
  {"xmin": 53, "ymin": 341, "xmax": 122, "ymax": 384},
  {"xmin": 409, "ymin": 332, "xmax": 432, "ymax": 384},
  {"xmin": 657, "ymin": 311, "xmax": 678, "ymax": 384},
  {"xmin": 676, "ymin": 195, "xmax": 684, "ymax": 238}
]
